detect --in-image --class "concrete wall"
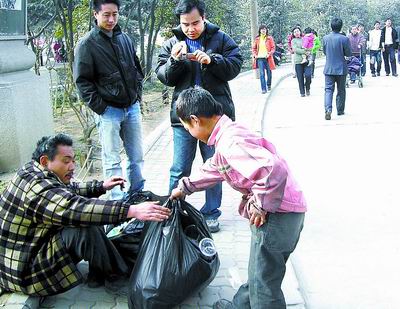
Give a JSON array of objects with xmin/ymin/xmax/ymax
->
[{"xmin": 0, "ymin": 68, "xmax": 54, "ymax": 172}]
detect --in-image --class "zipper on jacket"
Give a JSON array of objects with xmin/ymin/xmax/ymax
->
[{"xmin": 109, "ymin": 36, "xmax": 134, "ymax": 105}]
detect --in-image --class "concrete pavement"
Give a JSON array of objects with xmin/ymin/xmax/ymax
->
[
  {"xmin": 23, "ymin": 64, "xmax": 305, "ymax": 309},
  {"xmin": 263, "ymin": 66, "xmax": 400, "ymax": 309}
]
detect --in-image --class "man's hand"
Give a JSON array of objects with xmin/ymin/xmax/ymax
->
[
  {"xmin": 170, "ymin": 187, "xmax": 185, "ymax": 200},
  {"xmin": 171, "ymin": 41, "xmax": 187, "ymax": 60},
  {"xmin": 192, "ymin": 50, "xmax": 212, "ymax": 64},
  {"xmin": 103, "ymin": 176, "xmax": 126, "ymax": 191},
  {"xmin": 127, "ymin": 202, "xmax": 171, "ymax": 221},
  {"xmin": 248, "ymin": 203, "xmax": 266, "ymax": 228}
]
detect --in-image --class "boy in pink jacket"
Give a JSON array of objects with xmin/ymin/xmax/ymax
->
[{"xmin": 171, "ymin": 87, "xmax": 307, "ymax": 309}]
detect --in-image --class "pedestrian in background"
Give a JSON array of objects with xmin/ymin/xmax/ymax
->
[
  {"xmin": 358, "ymin": 23, "xmax": 368, "ymax": 76},
  {"xmin": 380, "ymin": 18, "xmax": 398, "ymax": 77},
  {"xmin": 311, "ymin": 29, "xmax": 321, "ymax": 78},
  {"xmin": 171, "ymin": 87, "xmax": 306, "ymax": 309},
  {"xmin": 292, "ymin": 26, "xmax": 312, "ymax": 97},
  {"xmin": 252, "ymin": 24, "xmax": 276, "ymax": 94},
  {"xmin": 347, "ymin": 25, "xmax": 366, "ymax": 82},
  {"xmin": 322, "ymin": 17, "xmax": 351, "ymax": 120},
  {"xmin": 368, "ymin": 21, "xmax": 382, "ymax": 77},
  {"xmin": 155, "ymin": 0, "xmax": 243, "ymax": 233}
]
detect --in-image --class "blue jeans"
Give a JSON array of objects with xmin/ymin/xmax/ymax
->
[
  {"xmin": 231, "ymin": 212, "xmax": 305, "ymax": 309},
  {"xmin": 257, "ymin": 58, "xmax": 272, "ymax": 92},
  {"xmin": 169, "ymin": 126, "xmax": 222, "ymax": 219},
  {"xmin": 369, "ymin": 50, "xmax": 382, "ymax": 74},
  {"xmin": 360, "ymin": 53, "xmax": 366, "ymax": 76},
  {"xmin": 97, "ymin": 103, "xmax": 145, "ymax": 200}
]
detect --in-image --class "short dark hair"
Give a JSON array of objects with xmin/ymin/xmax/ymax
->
[
  {"xmin": 32, "ymin": 134, "xmax": 73, "ymax": 163},
  {"xmin": 93, "ymin": 0, "xmax": 120, "ymax": 12},
  {"xmin": 331, "ymin": 18, "xmax": 343, "ymax": 32},
  {"xmin": 304, "ymin": 27, "xmax": 312, "ymax": 34},
  {"xmin": 258, "ymin": 24, "xmax": 268, "ymax": 36},
  {"xmin": 374, "ymin": 21, "xmax": 380, "ymax": 25},
  {"xmin": 358, "ymin": 23, "xmax": 364, "ymax": 27},
  {"xmin": 176, "ymin": 87, "xmax": 223, "ymax": 122},
  {"xmin": 175, "ymin": 0, "xmax": 205, "ymax": 18}
]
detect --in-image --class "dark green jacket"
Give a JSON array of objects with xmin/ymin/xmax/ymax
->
[
  {"xmin": 0, "ymin": 161, "xmax": 129, "ymax": 296},
  {"xmin": 74, "ymin": 24, "xmax": 144, "ymax": 115}
]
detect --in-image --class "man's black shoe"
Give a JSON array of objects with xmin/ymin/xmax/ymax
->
[
  {"xmin": 371, "ymin": 73, "xmax": 376, "ymax": 77},
  {"xmin": 306, "ymin": 90, "xmax": 310, "ymax": 96},
  {"xmin": 325, "ymin": 112, "xmax": 331, "ymax": 120},
  {"xmin": 377, "ymin": 72, "xmax": 380, "ymax": 76},
  {"xmin": 393, "ymin": 73, "xmax": 398, "ymax": 77},
  {"xmin": 338, "ymin": 111, "xmax": 345, "ymax": 116},
  {"xmin": 301, "ymin": 94, "xmax": 305, "ymax": 97},
  {"xmin": 386, "ymin": 73, "xmax": 390, "ymax": 76}
]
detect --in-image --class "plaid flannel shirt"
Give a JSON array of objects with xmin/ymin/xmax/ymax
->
[{"xmin": 0, "ymin": 161, "xmax": 129, "ymax": 296}]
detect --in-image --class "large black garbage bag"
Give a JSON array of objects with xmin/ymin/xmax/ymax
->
[
  {"xmin": 107, "ymin": 191, "xmax": 169, "ymax": 271},
  {"xmin": 128, "ymin": 199, "xmax": 220, "ymax": 309}
]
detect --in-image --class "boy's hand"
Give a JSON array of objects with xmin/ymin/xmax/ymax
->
[
  {"xmin": 170, "ymin": 188, "xmax": 186, "ymax": 200},
  {"xmin": 248, "ymin": 203, "xmax": 266, "ymax": 228}
]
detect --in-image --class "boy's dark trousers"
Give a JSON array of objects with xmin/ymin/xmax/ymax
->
[
  {"xmin": 61, "ymin": 226, "xmax": 129, "ymax": 280},
  {"xmin": 232, "ymin": 212, "xmax": 305, "ymax": 309}
]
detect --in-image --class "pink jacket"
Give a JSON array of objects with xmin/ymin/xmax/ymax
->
[{"xmin": 178, "ymin": 115, "xmax": 307, "ymax": 218}]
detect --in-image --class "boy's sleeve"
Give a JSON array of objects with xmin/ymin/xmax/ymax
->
[
  {"xmin": 227, "ymin": 141, "xmax": 288, "ymax": 213},
  {"xmin": 178, "ymin": 156, "xmax": 224, "ymax": 195}
]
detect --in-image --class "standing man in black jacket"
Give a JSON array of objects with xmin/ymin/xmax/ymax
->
[
  {"xmin": 156, "ymin": 0, "xmax": 243, "ymax": 232},
  {"xmin": 380, "ymin": 18, "xmax": 398, "ymax": 77},
  {"xmin": 74, "ymin": 0, "xmax": 146, "ymax": 200}
]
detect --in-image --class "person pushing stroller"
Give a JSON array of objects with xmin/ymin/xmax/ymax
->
[{"xmin": 347, "ymin": 25, "xmax": 366, "ymax": 83}]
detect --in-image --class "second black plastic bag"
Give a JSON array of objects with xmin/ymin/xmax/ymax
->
[{"xmin": 128, "ymin": 199, "xmax": 220, "ymax": 309}]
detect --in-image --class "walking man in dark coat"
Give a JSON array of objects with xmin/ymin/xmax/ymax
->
[{"xmin": 323, "ymin": 17, "xmax": 351, "ymax": 120}]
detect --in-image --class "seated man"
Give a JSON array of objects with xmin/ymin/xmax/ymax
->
[{"xmin": 0, "ymin": 134, "xmax": 170, "ymax": 296}]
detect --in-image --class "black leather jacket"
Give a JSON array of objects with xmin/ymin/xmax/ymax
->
[
  {"xmin": 74, "ymin": 24, "xmax": 144, "ymax": 115},
  {"xmin": 156, "ymin": 22, "xmax": 243, "ymax": 126}
]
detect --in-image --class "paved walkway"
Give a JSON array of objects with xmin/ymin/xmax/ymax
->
[
  {"xmin": 263, "ymin": 65, "xmax": 400, "ymax": 309},
  {"xmin": 32, "ymin": 64, "xmax": 305, "ymax": 309}
]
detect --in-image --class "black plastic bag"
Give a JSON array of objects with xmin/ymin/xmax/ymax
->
[
  {"xmin": 107, "ymin": 191, "xmax": 168, "ymax": 271},
  {"xmin": 128, "ymin": 199, "xmax": 220, "ymax": 309}
]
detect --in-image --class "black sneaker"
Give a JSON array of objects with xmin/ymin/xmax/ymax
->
[
  {"xmin": 371, "ymin": 73, "xmax": 376, "ymax": 77},
  {"xmin": 268, "ymin": 86, "xmax": 272, "ymax": 91},
  {"xmin": 386, "ymin": 73, "xmax": 390, "ymax": 76},
  {"xmin": 377, "ymin": 72, "xmax": 380, "ymax": 76},
  {"xmin": 393, "ymin": 73, "xmax": 398, "ymax": 77},
  {"xmin": 306, "ymin": 90, "xmax": 310, "ymax": 96},
  {"xmin": 325, "ymin": 111, "xmax": 331, "ymax": 120},
  {"xmin": 206, "ymin": 218, "xmax": 220, "ymax": 233}
]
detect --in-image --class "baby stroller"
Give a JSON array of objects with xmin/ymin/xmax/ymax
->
[{"xmin": 346, "ymin": 52, "xmax": 363, "ymax": 88}]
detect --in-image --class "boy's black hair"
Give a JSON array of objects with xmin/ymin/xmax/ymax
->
[
  {"xmin": 258, "ymin": 24, "xmax": 269, "ymax": 36},
  {"xmin": 304, "ymin": 27, "xmax": 312, "ymax": 34},
  {"xmin": 175, "ymin": 0, "xmax": 205, "ymax": 19},
  {"xmin": 331, "ymin": 17, "xmax": 343, "ymax": 32},
  {"xmin": 374, "ymin": 20, "xmax": 381, "ymax": 25},
  {"xmin": 93, "ymin": 0, "xmax": 120, "ymax": 12},
  {"xmin": 32, "ymin": 134, "xmax": 73, "ymax": 163},
  {"xmin": 176, "ymin": 87, "xmax": 223, "ymax": 123}
]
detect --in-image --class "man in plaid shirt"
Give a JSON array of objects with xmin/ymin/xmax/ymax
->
[{"xmin": 0, "ymin": 134, "xmax": 170, "ymax": 296}]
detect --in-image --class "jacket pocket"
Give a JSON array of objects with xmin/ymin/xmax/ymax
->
[{"xmin": 98, "ymin": 71, "xmax": 125, "ymax": 97}]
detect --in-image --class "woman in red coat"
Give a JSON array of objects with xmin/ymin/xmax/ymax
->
[{"xmin": 252, "ymin": 25, "xmax": 276, "ymax": 93}]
